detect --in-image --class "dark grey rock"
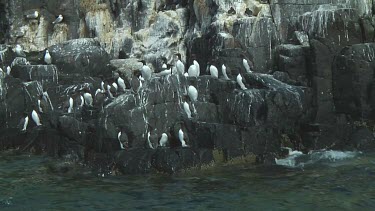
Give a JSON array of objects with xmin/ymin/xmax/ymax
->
[
  {"xmin": 333, "ymin": 43, "xmax": 375, "ymax": 120},
  {"xmin": 48, "ymin": 38, "xmax": 111, "ymax": 80},
  {"xmin": 351, "ymin": 127, "xmax": 375, "ymax": 152}
]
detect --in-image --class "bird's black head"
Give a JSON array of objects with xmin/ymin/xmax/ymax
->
[
  {"xmin": 138, "ymin": 60, "xmax": 146, "ymax": 65},
  {"xmin": 167, "ymin": 64, "xmax": 174, "ymax": 69},
  {"xmin": 175, "ymin": 53, "xmax": 181, "ymax": 60},
  {"xmin": 228, "ymin": 7, "xmax": 236, "ymax": 14},
  {"xmin": 23, "ymin": 111, "xmax": 28, "ymax": 117},
  {"xmin": 83, "ymin": 87, "xmax": 90, "ymax": 93},
  {"xmin": 245, "ymin": 8, "xmax": 253, "ymax": 16},
  {"xmin": 161, "ymin": 56, "xmax": 168, "ymax": 64},
  {"xmin": 190, "ymin": 54, "xmax": 196, "ymax": 60},
  {"xmin": 133, "ymin": 70, "xmax": 141, "ymax": 77}
]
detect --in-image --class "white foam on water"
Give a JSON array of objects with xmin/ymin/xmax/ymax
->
[{"xmin": 275, "ymin": 149, "xmax": 360, "ymax": 168}]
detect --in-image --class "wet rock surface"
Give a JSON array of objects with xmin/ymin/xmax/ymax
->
[{"xmin": 0, "ymin": 0, "xmax": 374, "ymax": 174}]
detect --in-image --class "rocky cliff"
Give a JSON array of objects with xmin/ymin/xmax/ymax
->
[{"xmin": 0, "ymin": 0, "xmax": 374, "ymax": 174}]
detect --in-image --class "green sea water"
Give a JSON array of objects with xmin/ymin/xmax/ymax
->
[{"xmin": 0, "ymin": 150, "xmax": 374, "ymax": 210}]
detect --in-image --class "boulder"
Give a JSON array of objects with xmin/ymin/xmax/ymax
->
[{"xmin": 48, "ymin": 38, "xmax": 111, "ymax": 79}]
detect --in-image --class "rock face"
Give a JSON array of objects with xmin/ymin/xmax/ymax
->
[
  {"xmin": 48, "ymin": 38, "xmax": 111, "ymax": 79},
  {"xmin": 0, "ymin": 0, "xmax": 374, "ymax": 174}
]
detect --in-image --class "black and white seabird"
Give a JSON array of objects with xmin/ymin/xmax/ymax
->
[
  {"xmin": 228, "ymin": 7, "xmax": 236, "ymax": 15},
  {"xmin": 190, "ymin": 54, "xmax": 200, "ymax": 76},
  {"xmin": 117, "ymin": 75, "xmax": 126, "ymax": 92},
  {"xmin": 139, "ymin": 60, "xmax": 152, "ymax": 81},
  {"xmin": 117, "ymin": 132, "xmax": 125, "ymax": 150},
  {"xmin": 100, "ymin": 76, "xmax": 107, "ymax": 91},
  {"xmin": 83, "ymin": 90, "xmax": 93, "ymax": 106},
  {"xmin": 68, "ymin": 97, "xmax": 74, "ymax": 113},
  {"xmin": 161, "ymin": 57, "xmax": 168, "ymax": 69},
  {"xmin": 52, "ymin": 14, "xmax": 63, "ymax": 24},
  {"xmin": 19, "ymin": 112, "xmax": 29, "ymax": 132},
  {"xmin": 117, "ymin": 130, "xmax": 129, "ymax": 150},
  {"xmin": 147, "ymin": 131, "xmax": 155, "ymax": 149},
  {"xmin": 193, "ymin": 60, "xmax": 200, "ymax": 76},
  {"xmin": 188, "ymin": 85, "xmax": 198, "ymax": 102},
  {"xmin": 94, "ymin": 89, "xmax": 106, "ymax": 108},
  {"xmin": 188, "ymin": 62, "xmax": 199, "ymax": 77},
  {"xmin": 6, "ymin": 66, "xmax": 11, "ymax": 75},
  {"xmin": 44, "ymin": 50, "xmax": 52, "ymax": 64},
  {"xmin": 73, "ymin": 93, "xmax": 84, "ymax": 108},
  {"xmin": 112, "ymin": 82, "xmax": 118, "ymax": 92},
  {"xmin": 155, "ymin": 64, "xmax": 173, "ymax": 77},
  {"xmin": 244, "ymin": 8, "xmax": 253, "ymax": 17},
  {"xmin": 208, "ymin": 62, "xmax": 219, "ymax": 79},
  {"xmin": 37, "ymin": 96, "xmax": 43, "ymax": 113},
  {"xmin": 107, "ymin": 84, "xmax": 115, "ymax": 99},
  {"xmin": 221, "ymin": 64, "xmax": 230, "ymax": 80},
  {"xmin": 159, "ymin": 133, "xmax": 168, "ymax": 147},
  {"xmin": 241, "ymin": 55, "xmax": 252, "ymax": 73},
  {"xmin": 31, "ymin": 110, "xmax": 42, "ymax": 126},
  {"xmin": 175, "ymin": 53, "xmax": 185, "ymax": 75},
  {"xmin": 183, "ymin": 101, "xmax": 192, "ymax": 119},
  {"xmin": 236, "ymin": 74, "xmax": 247, "ymax": 90},
  {"xmin": 25, "ymin": 11, "xmax": 39, "ymax": 19},
  {"xmin": 178, "ymin": 129, "xmax": 188, "ymax": 147},
  {"xmin": 131, "ymin": 70, "xmax": 142, "ymax": 94},
  {"xmin": 15, "ymin": 44, "xmax": 26, "ymax": 57}
]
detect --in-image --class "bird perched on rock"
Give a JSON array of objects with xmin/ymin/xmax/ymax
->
[
  {"xmin": 71, "ymin": 92, "xmax": 84, "ymax": 108},
  {"xmin": 117, "ymin": 75, "xmax": 126, "ymax": 92},
  {"xmin": 237, "ymin": 74, "xmax": 247, "ymax": 90},
  {"xmin": 209, "ymin": 63, "xmax": 219, "ymax": 79},
  {"xmin": 147, "ymin": 131, "xmax": 155, "ymax": 149},
  {"xmin": 188, "ymin": 62, "xmax": 199, "ymax": 77},
  {"xmin": 15, "ymin": 44, "xmax": 26, "ymax": 57},
  {"xmin": 139, "ymin": 60, "xmax": 152, "ymax": 81},
  {"xmin": 155, "ymin": 64, "xmax": 173, "ymax": 77},
  {"xmin": 6, "ymin": 66, "xmax": 11, "ymax": 75},
  {"xmin": 52, "ymin": 14, "xmax": 63, "ymax": 24},
  {"xmin": 179, "ymin": 129, "xmax": 188, "ymax": 147},
  {"xmin": 228, "ymin": 7, "xmax": 236, "ymax": 15},
  {"xmin": 183, "ymin": 101, "xmax": 192, "ymax": 119},
  {"xmin": 94, "ymin": 89, "xmax": 106, "ymax": 108},
  {"xmin": 83, "ymin": 90, "xmax": 93, "ymax": 106},
  {"xmin": 188, "ymin": 85, "xmax": 198, "ymax": 102},
  {"xmin": 161, "ymin": 57, "xmax": 168, "ymax": 69},
  {"xmin": 244, "ymin": 8, "xmax": 253, "ymax": 17},
  {"xmin": 131, "ymin": 70, "xmax": 142, "ymax": 94},
  {"xmin": 221, "ymin": 64, "xmax": 230, "ymax": 80},
  {"xmin": 19, "ymin": 112, "xmax": 29, "ymax": 132},
  {"xmin": 241, "ymin": 55, "xmax": 252, "ymax": 73},
  {"xmin": 193, "ymin": 60, "xmax": 200, "ymax": 76},
  {"xmin": 37, "ymin": 97, "xmax": 43, "ymax": 113},
  {"xmin": 100, "ymin": 76, "xmax": 107, "ymax": 91},
  {"xmin": 31, "ymin": 110, "xmax": 42, "ymax": 126},
  {"xmin": 107, "ymin": 83, "xmax": 116, "ymax": 99},
  {"xmin": 175, "ymin": 53, "xmax": 185, "ymax": 75},
  {"xmin": 159, "ymin": 133, "xmax": 168, "ymax": 147},
  {"xmin": 25, "ymin": 11, "xmax": 39, "ymax": 19},
  {"xmin": 44, "ymin": 50, "xmax": 52, "ymax": 64},
  {"xmin": 67, "ymin": 97, "xmax": 74, "ymax": 113},
  {"xmin": 117, "ymin": 130, "xmax": 129, "ymax": 150},
  {"xmin": 188, "ymin": 54, "xmax": 200, "ymax": 77}
]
